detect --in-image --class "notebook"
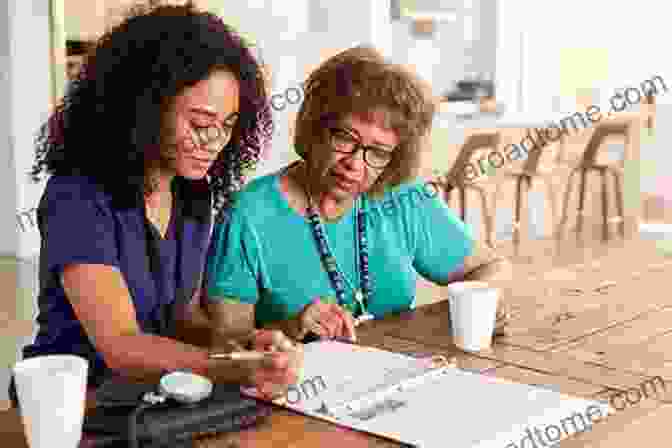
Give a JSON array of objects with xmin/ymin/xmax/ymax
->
[{"xmin": 243, "ymin": 340, "xmax": 612, "ymax": 448}]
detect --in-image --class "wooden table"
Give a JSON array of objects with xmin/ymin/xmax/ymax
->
[{"xmin": 3, "ymin": 237, "xmax": 672, "ymax": 447}]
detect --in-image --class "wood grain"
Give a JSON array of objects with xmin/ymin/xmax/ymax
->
[
  {"xmin": 558, "ymin": 401, "xmax": 669, "ymax": 448},
  {"xmin": 488, "ymin": 364, "xmax": 604, "ymax": 399},
  {"xmin": 478, "ymin": 344, "xmax": 651, "ymax": 391},
  {"xmin": 2, "ymin": 236, "xmax": 671, "ymax": 447}
]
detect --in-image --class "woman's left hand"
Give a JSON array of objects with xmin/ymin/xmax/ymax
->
[{"xmin": 296, "ymin": 298, "xmax": 357, "ymax": 342}]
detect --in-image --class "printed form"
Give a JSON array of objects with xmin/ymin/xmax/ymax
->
[{"xmin": 250, "ymin": 341, "xmax": 610, "ymax": 447}]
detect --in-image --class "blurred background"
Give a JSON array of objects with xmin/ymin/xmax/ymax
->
[{"xmin": 1, "ymin": 0, "xmax": 670, "ymax": 404}]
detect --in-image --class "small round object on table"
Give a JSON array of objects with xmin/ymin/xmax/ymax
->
[{"xmin": 159, "ymin": 371, "xmax": 214, "ymax": 404}]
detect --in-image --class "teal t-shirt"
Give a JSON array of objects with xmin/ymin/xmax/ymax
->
[{"xmin": 205, "ymin": 171, "xmax": 474, "ymax": 326}]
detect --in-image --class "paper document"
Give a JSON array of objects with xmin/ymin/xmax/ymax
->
[{"xmin": 244, "ymin": 341, "xmax": 610, "ymax": 447}]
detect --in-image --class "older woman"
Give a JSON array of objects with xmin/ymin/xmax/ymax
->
[
  {"xmin": 12, "ymin": 3, "xmax": 301, "ymax": 406},
  {"xmin": 205, "ymin": 46, "xmax": 512, "ymax": 342}
]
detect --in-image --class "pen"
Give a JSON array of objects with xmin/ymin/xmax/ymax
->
[
  {"xmin": 209, "ymin": 351, "xmax": 273, "ymax": 361},
  {"xmin": 302, "ymin": 333, "xmax": 358, "ymax": 344},
  {"xmin": 354, "ymin": 314, "xmax": 375, "ymax": 326}
]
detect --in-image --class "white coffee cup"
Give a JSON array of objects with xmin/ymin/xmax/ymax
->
[
  {"xmin": 447, "ymin": 281, "xmax": 500, "ymax": 352},
  {"xmin": 12, "ymin": 355, "xmax": 88, "ymax": 448}
]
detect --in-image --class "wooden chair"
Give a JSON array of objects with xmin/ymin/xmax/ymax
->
[
  {"xmin": 440, "ymin": 132, "xmax": 501, "ymax": 247},
  {"xmin": 493, "ymin": 130, "xmax": 564, "ymax": 248},
  {"xmin": 557, "ymin": 122, "xmax": 629, "ymax": 242},
  {"xmin": 644, "ymin": 93, "xmax": 655, "ymax": 134}
]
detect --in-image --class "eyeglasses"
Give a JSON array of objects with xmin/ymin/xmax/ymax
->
[{"xmin": 328, "ymin": 127, "xmax": 395, "ymax": 169}]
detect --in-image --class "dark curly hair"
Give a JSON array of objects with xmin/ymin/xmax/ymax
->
[{"xmin": 31, "ymin": 1, "xmax": 273, "ymax": 214}]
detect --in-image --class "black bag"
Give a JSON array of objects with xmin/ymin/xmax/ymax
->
[{"xmin": 82, "ymin": 377, "xmax": 271, "ymax": 448}]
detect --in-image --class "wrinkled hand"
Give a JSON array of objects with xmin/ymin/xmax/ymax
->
[
  {"xmin": 296, "ymin": 298, "xmax": 357, "ymax": 342},
  {"xmin": 236, "ymin": 330, "xmax": 304, "ymax": 399}
]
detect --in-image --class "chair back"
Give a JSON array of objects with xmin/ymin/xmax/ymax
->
[
  {"xmin": 580, "ymin": 122, "xmax": 630, "ymax": 167},
  {"xmin": 644, "ymin": 93, "xmax": 655, "ymax": 133},
  {"xmin": 446, "ymin": 132, "xmax": 500, "ymax": 185},
  {"xmin": 518, "ymin": 127, "xmax": 565, "ymax": 174}
]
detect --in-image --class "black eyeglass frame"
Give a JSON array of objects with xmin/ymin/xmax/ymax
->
[{"xmin": 327, "ymin": 127, "xmax": 396, "ymax": 169}]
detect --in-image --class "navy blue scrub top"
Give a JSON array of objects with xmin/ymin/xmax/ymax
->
[{"xmin": 22, "ymin": 175, "xmax": 212, "ymax": 387}]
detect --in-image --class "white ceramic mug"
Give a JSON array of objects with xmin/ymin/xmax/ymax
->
[
  {"xmin": 12, "ymin": 355, "xmax": 88, "ymax": 448},
  {"xmin": 447, "ymin": 281, "xmax": 500, "ymax": 352}
]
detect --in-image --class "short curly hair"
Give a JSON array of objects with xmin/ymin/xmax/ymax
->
[
  {"xmin": 294, "ymin": 45, "xmax": 435, "ymax": 196},
  {"xmin": 31, "ymin": 1, "xmax": 273, "ymax": 213}
]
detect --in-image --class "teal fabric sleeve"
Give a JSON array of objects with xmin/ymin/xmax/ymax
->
[
  {"xmin": 205, "ymin": 206, "xmax": 261, "ymax": 304},
  {"xmin": 410, "ymin": 182, "xmax": 475, "ymax": 284}
]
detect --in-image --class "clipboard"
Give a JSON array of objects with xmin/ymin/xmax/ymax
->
[{"xmin": 242, "ymin": 341, "xmax": 610, "ymax": 447}]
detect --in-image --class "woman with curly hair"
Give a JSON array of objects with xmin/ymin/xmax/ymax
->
[
  {"xmin": 205, "ymin": 45, "xmax": 513, "ymax": 343},
  {"xmin": 10, "ymin": 2, "xmax": 301, "ymax": 406}
]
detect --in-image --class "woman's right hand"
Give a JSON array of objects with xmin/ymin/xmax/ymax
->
[
  {"xmin": 211, "ymin": 330, "xmax": 303, "ymax": 399},
  {"xmin": 245, "ymin": 330, "xmax": 303, "ymax": 398},
  {"xmin": 295, "ymin": 298, "xmax": 357, "ymax": 342}
]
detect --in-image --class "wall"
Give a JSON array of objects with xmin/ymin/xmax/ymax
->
[
  {"xmin": 512, "ymin": 0, "xmax": 670, "ymax": 217},
  {"xmin": 0, "ymin": 0, "xmax": 52, "ymax": 403},
  {"xmin": 0, "ymin": 1, "xmax": 19, "ymax": 258},
  {"xmin": 486, "ymin": 0, "xmax": 672, "ymax": 240},
  {"xmin": 1, "ymin": 0, "xmax": 52, "ymax": 260},
  {"xmin": 510, "ymin": 1, "xmax": 670, "ymax": 114},
  {"xmin": 390, "ymin": 0, "xmax": 496, "ymax": 97}
]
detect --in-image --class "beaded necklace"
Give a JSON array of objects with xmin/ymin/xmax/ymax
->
[{"xmin": 304, "ymin": 189, "xmax": 373, "ymax": 319}]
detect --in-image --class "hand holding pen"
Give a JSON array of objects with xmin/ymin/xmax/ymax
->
[{"xmin": 209, "ymin": 329, "xmax": 304, "ymax": 399}]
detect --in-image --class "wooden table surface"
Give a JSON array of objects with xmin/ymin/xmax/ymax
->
[{"xmin": 2, "ymin": 236, "xmax": 671, "ymax": 447}]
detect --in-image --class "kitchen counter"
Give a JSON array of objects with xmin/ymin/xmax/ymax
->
[{"xmin": 434, "ymin": 109, "xmax": 600, "ymax": 129}]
